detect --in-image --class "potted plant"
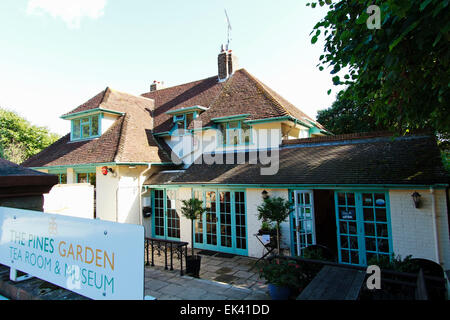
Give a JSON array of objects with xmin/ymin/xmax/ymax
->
[
  {"xmin": 257, "ymin": 196, "xmax": 294, "ymax": 254},
  {"xmin": 180, "ymin": 198, "xmax": 206, "ymax": 278},
  {"xmin": 258, "ymin": 221, "xmax": 279, "ymax": 249},
  {"xmin": 259, "ymin": 258, "xmax": 306, "ymax": 300}
]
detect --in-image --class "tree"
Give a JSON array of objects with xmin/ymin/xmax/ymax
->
[
  {"xmin": 180, "ymin": 198, "xmax": 206, "ymax": 257},
  {"xmin": 309, "ymin": 0, "xmax": 450, "ymax": 133},
  {"xmin": 0, "ymin": 107, "xmax": 60, "ymax": 164},
  {"xmin": 317, "ymin": 86, "xmax": 388, "ymax": 135},
  {"xmin": 257, "ymin": 196, "xmax": 294, "ymax": 254}
]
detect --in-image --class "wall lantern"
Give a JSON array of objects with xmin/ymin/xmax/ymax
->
[
  {"xmin": 261, "ymin": 190, "xmax": 269, "ymax": 200},
  {"xmin": 411, "ymin": 191, "xmax": 422, "ymax": 208}
]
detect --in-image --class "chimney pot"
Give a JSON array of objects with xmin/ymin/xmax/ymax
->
[{"xmin": 150, "ymin": 81, "xmax": 165, "ymax": 92}]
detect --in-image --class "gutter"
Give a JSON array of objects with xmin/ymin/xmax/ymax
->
[{"xmin": 430, "ymin": 187, "xmax": 442, "ymax": 265}]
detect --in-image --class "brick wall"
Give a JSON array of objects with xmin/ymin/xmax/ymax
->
[{"xmin": 389, "ymin": 189, "xmax": 450, "ymax": 270}]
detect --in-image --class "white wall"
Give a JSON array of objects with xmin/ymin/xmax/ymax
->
[
  {"xmin": 43, "ymin": 183, "xmax": 94, "ymax": 219},
  {"xmin": 246, "ymin": 188, "xmax": 291, "ymax": 258},
  {"xmin": 96, "ymin": 166, "xmax": 119, "ymax": 222},
  {"xmin": 165, "ymin": 123, "xmax": 283, "ymax": 167},
  {"xmin": 389, "ymin": 189, "xmax": 450, "ymax": 270}
]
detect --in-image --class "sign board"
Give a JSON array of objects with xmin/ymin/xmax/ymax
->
[
  {"xmin": 340, "ymin": 209, "xmax": 356, "ymax": 220},
  {"xmin": 0, "ymin": 206, "xmax": 144, "ymax": 300},
  {"xmin": 261, "ymin": 234, "xmax": 270, "ymax": 245}
]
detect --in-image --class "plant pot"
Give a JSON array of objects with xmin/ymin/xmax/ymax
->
[
  {"xmin": 268, "ymin": 283, "xmax": 291, "ymax": 300},
  {"xmin": 186, "ymin": 255, "xmax": 202, "ymax": 278}
]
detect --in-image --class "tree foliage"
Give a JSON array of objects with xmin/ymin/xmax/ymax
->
[
  {"xmin": 309, "ymin": 0, "xmax": 450, "ymax": 133},
  {"xmin": 0, "ymin": 107, "xmax": 60, "ymax": 164},
  {"xmin": 317, "ymin": 86, "xmax": 388, "ymax": 134},
  {"xmin": 257, "ymin": 196, "xmax": 294, "ymax": 254},
  {"xmin": 181, "ymin": 198, "xmax": 207, "ymax": 256}
]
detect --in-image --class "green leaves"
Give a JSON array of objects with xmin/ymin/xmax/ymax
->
[
  {"xmin": 310, "ymin": 0, "xmax": 450, "ymax": 133},
  {"xmin": 0, "ymin": 108, "xmax": 60, "ymax": 164}
]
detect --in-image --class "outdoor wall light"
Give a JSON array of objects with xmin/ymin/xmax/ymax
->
[
  {"xmin": 411, "ymin": 191, "xmax": 422, "ymax": 208},
  {"xmin": 262, "ymin": 190, "xmax": 269, "ymax": 199}
]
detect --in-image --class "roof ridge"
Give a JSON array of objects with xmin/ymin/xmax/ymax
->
[
  {"xmin": 281, "ymin": 131, "xmax": 432, "ymax": 147},
  {"xmin": 112, "ymin": 115, "xmax": 127, "ymax": 163},
  {"xmin": 140, "ymin": 75, "xmax": 219, "ymax": 96},
  {"xmin": 206, "ymin": 71, "xmax": 236, "ymax": 111}
]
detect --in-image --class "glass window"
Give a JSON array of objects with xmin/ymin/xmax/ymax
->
[
  {"xmin": 91, "ymin": 115, "xmax": 99, "ymax": 136},
  {"xmin": 72, "ymin": 114, "xmax": 100, "ymax": 140},
  {"xmin": 59, "ymin": 173, "xmax": 67, "ymax": 184},
  {"xmin": 220, "ymin": 120, "xmax": 252, "ymax": 146},
  {"xmin": 72, "ymin": 119, "xmax": 81, "ymax": 139},
  {"xmin": 77, "ymin": 173, "xmax": 88, "ymax": 183}
]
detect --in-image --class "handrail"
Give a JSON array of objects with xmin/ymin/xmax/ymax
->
[{"xmin": 145, "ymin": 237, "xmax": 189, "ymax": 276}]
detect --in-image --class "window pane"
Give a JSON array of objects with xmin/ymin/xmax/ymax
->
[
  {"xmin": 73, "ymin": 119, "xmax": 81, "ymax": 139},
  {"xmin": 88, "ymin": 173, "xmax": 96, "ymax": 187},
  {"xmin": 77, "ymin": 173, "xmax": 87, "ymax": 183},
  {"xmin": 60, "ymin": 174, "xmax": 67, "ymax": 184},
  {"xmin": 91, "ymin": 115, "xmax": 99, "ymax": 136},
  {"xmin": 82, "ymin": 123, "xmax": 90, "ymax": 138},
  {"xmin": 220, "ymin": 124, "xmax": 227, "ymax": 145},
  {"xmin": 362, "ymin": 193, "xmax": 373, "ymax": 206},
  {"xmin": 241, "ymin": 122, "xmax": 251, "ymax": 143},
  {"xmin": 375, "ymin": 208, "xmax": 387, "ymax": 222},
  {"xmin": 186, "ymin": 113, "xmax": 194, "ymax": 128},
  {"xmin": 374, "ymin": 193, "xmax": 386, "ymax": 206}
]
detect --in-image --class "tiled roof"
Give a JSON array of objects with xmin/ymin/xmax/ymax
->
[
  {"xmin": 0, "ymin": 158, "xmax": 58, "ymax": 190},
  {"xmin": 25, "ymin": 69, "xmax": 326, "ymax": 168},
  {"xmin": 141, "ymin": 76, "xmax": 226, "ymax": 133},
  {"xmin": 141, "ymin": 69, "xmax": 324, "ymax": 133},
  {"xmin": 162, "ymin": 134, "xmax": 449, "ymax": 186},
  {"xmin": 23, "ymin": 88, "xmax": 174, "ymax": 167}
]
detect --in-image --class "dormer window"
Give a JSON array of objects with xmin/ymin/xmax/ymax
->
[
  {"xmin": 71, "ymin": 114, "xmax": 101, "ymax": 140},
  {"xmin": 218, "ymin": 120, "xmax": 252, "ymax": 146},
  {"xmin": 211, "ymin": 114, "xmax": 252, "ymax": 146},
  {"xmin": 166, "ymin": 106, "xmax": 208, "ymax": 135}
]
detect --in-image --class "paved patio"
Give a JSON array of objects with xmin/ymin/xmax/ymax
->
[{"xmin": 144, "ymin": 249, "xmax": 271, "ymax": 300}]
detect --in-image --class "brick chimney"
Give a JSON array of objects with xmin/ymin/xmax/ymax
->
[
  {"xmin": 218, "ymin": 45, "xmax": 238, "ymax": 82},
  {"xmin": 150, "ymin": 80, "xmax": 165, "ymax": 92}
]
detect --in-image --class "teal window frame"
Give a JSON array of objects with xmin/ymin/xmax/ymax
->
[
  {"xmin": 71, "ymin": 113, "xmax": 102, "ymax": 141},
  {"xmin": 151, "ymin": 188, "xmax": 181, "ymax": 241},
  {"xmin": 75, "ymin": 168, "xmax": 97, "ymax": 186},
  {"xmin": 48, "ymin": 169, "xmax": 67, "ymax": 184},
  {"xmin": 289, "ymin": 190, "xmax": 316, "ymax": 257},
  {"xmin": 192, "ymin": 188, "xmax": 248, "ymax": 256},
  {"xmin": 334, "ymin": 190, "xmax": 393, "ymax": 266},
  {"xmin": 217, "ymin": 120, "xmax": 253, "ymax": 146},
  {"xmin": 171, "ymin": 112, "xmax": 197, "ymax": 136}
]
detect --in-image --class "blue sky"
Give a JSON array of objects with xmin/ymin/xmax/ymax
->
[{"xmin": 0, "ymin": 0, "xmax": 335, "ymax": 135}]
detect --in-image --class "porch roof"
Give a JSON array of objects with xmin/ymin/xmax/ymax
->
[{"xmin": 146, "ymin": 134, "xmax": 449, "ymax": 187}]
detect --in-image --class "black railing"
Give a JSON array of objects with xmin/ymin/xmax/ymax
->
[{"xmin": 145, "ymin": 237, "xmax": 189, "ymax": 276}]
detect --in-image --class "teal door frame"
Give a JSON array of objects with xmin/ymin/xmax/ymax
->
[
  {"xmin": 289, "ymin": 190, "xmax": 316, "ymax": 257},
  {"xmin": 334, "ymin": 190, "xmax": 393, "ymax": 266},
  {"xmin": 151, "ymin": 188, "xmax": 181, "ymax": 241},
  {"xmin": 192, "ymin": 188, "xmax": 248, "ymax": 256}
]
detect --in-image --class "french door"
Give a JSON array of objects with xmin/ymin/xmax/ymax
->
[
  {"xmin": 335, "ymin": 191, "xmax": 392, "ymax": 266},
  {"xmin": 291, "ymin": 190, "xmax": 316, "ymax": 256},
  {"xmin": 152, "ymin": 189, "xmax": 180, "ymax": 240},
  {"xmin": 193, "ymin": 189, "xmax": 247, "ymax": 255}
]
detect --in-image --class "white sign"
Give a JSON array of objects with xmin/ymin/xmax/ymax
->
[
  {"xmin": 0, "ymin": 206, "xmax": 144, "ymax": 300},
  {"xmin": 261, "ymin": 234, "xmax": 270, "ymax": 245}
]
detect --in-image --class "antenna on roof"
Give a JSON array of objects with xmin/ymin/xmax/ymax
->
[{"xmin": 224, "ymin": 9, "xmax": 232, "ymax": 50}]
